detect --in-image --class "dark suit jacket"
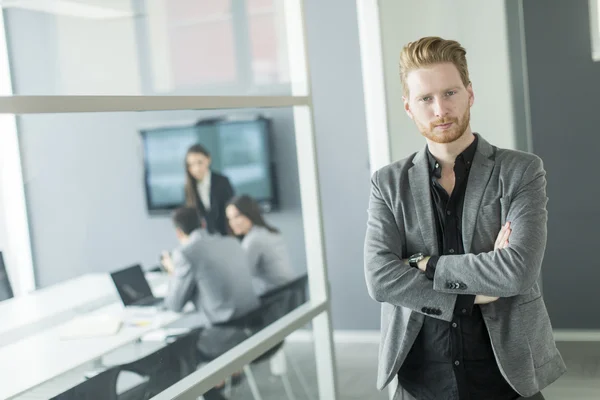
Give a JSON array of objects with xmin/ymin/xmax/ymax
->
[{"xmin": 192, "ymin": 172, "xmax": 235, "ymax": 236}]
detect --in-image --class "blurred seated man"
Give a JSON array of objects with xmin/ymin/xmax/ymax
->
[
  {"xmin": 161, "ymin": 207, "xmax": 260, "ymax": 400},
  {"xmin": 161, "ymin": 206, "xmax": 260, "ymax": 325}
]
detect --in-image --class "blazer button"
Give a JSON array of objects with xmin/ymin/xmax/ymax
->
[{"xmin": 421, "ymin": 307, "xmax": 429, "ymax": 314}]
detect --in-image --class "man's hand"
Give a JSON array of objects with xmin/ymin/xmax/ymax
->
[
  {"xmin": 474, "ymin": 295, "xmax": 499, "ymax": 304},
  {"xmin": 494, "ymin": 221, "xmax": 511, "ymax": 250},
  {"xmin": 161, "ymin": 251, "xmax": 175, "ymax": 275}
]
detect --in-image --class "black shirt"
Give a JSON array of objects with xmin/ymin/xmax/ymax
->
[{"xmin": 397, "ymin": 135, "xmax": 519, "ymax": 400}]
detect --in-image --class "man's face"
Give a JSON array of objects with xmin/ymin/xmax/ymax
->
[{"xmin": 403, "ymin": 62, "xmax": 474, "ymax": 144}]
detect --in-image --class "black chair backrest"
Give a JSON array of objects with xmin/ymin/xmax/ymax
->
[
  {"xmin": 0, "ymin": 252, "xmax": 14, "ymax": 302},
  {"xmin": 50, "ymin": 366, "xmax": 120, "ymax": 400},
  {"xmin": 120, "ymin": 330, "xmax": 200, "ymax": 399},
  {"xmin": 201, "ymin": 275, "xmax": 308, "ymax": 365},
  {"xmin": 258, "ymin": 274, "xmax": 308, "ymax": 327},
  {"xmin": 216, "ymin": 274, "xmax": 309, "ymax": 331}
]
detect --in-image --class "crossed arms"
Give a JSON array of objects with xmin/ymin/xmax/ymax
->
[{"xmin": 364, "ymin": 157, "xmax": 547, "ymax": 322}]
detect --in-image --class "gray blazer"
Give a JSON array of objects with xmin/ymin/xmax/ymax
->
[
  {"xmin": 242, "ymin": 226, "xmax": 295, "ymax": 295},
  {"xmin": 364, "ymin": 135, "xmax": 566, "ymax": 397},
  {"xmin": 164, "ymin": 229, "xmax": 260, "ymax": 326}
]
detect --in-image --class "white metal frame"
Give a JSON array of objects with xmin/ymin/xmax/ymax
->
[
  {"xmin": 0, "ymin": 0, "xmax": 338, "ymax": 398},
  {"xmin": 355, "ymin": 0, "xmax": 392, "ymax": 398},
  {"xmin": 356, "ymin": 0, "xmax": 391, "ymax": 173},
  {"xmin": 590, "ymin": 0, "xmax": 600, "ymax": 61},
  {"xmin": 0, "ymin": 6, "xmax": 35, "ymax": 296}
]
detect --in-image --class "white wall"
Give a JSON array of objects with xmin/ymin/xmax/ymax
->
[{"xmin": 379, "ymin": 0, "xmax": 517, "ymax": 162}]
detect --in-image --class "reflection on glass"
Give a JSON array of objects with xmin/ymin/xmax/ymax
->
[
  {"xmin": 247, "ymin": 0, "xmax": 289, "ymax": 85},
  {"xmin": 3, "ymin": 0, "xmax": 292, "ymax": 95},
  {"xmin": 160, "ymin": 0, "xmax": 237, "ymax": 88}
]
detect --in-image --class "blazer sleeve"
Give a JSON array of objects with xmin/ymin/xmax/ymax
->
[
  {"xmin": 433, "ymin": 156, "xmax": 548, "ymax": 297},
  {"xmin": 164, "ymin": 249, "xmax": 198, "ymax": 312},
  {"xmin": 364, "ymin": 170, "xmax": 458, "ymax": 322},
  {"xmin": 242, "ymin": 233, "xmax": 262, "ymax": 277}
]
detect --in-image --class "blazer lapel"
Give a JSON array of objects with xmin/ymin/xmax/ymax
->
[
  {"xmin": 408, "ymin": 148, "xmax": 439, "ymax": 255},
  {"xmin": 462, "ymin": 136, "xmax": 495, "ymax": 253}
]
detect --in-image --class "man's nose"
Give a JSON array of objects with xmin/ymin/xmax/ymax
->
[{"xmin": 433, "ymin": 98, "xmax": 449, "ymax": 117}]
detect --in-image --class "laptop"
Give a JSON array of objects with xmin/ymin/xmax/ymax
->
[{"xmin": 110, "ymin": 264, "xmax": 164, "ymax": 307}]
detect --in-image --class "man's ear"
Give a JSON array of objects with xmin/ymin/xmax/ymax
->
[
  {"xmin": 466, "ymin": 82, "xmax": 475, "ymax": 107},
  {"xmin": 403, "ymin": 96, "xmax": 414, "ymax": 120}
]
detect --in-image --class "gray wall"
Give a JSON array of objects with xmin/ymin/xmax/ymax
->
[
  {"xmin": 304, "ymin": 0, "xmax": 379, "ymax": 330},
  {"xmin": 521, "ymin": 0, "xmax": 600, "ymax": 328}
]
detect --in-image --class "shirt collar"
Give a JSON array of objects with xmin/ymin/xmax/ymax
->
[
  {"xmin": 189, "ymin": 228, "xmax": 208, "ymax": 241},
  {"xmin": 197, "ymin": 170, "xmax": 212, "ymax": 188},
  {"xmin": 427, "ymin": 134, "xmax": 479, "ymax": 178}
]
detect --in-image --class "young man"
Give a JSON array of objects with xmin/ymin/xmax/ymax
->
[
  {"xmin": 162, "ymin": 206, "xmax": 259, "ymax": 326},
  {"xmin": 364, "ymin": 37, "xmax": 566, "ymax": 400}
]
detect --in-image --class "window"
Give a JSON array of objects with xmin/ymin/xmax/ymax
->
[{"xmin": 146, "ymin": 0, "xmax": 290, "ymax": 93}]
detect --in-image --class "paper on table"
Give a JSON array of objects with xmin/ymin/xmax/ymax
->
[{"xmin": 59, "ymin": 314, "xmax": 122, "ymax": 339}]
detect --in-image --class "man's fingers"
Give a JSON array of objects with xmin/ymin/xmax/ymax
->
[
  {"xmin": 495, "ymin": 224, "xmax": 507, "ymax": 248},
  {"xmin": 495, "ymin": 222, "xmax": 512, "ymax": 250},
  {"xmin": 502, "ymin": 227, "xmax": 511, "ymax": 245}
]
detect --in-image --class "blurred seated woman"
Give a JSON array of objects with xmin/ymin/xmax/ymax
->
[{"xmin": 226, "ymin": 195, "xmax": 295, "ymax": 295}]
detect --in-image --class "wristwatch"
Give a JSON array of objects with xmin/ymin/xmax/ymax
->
[{"xmin": 408, "ymin": 253, "xmax": 425, "ymax": 269}]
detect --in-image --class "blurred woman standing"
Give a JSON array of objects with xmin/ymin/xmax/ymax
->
[{"xmin": 184, "ymin": 144, "xmax": 234, "ymax": 236}]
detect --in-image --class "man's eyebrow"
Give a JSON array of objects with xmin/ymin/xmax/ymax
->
[{"xmin": 414, "ymin": 87, "xmax": 462, "ymax": 98}]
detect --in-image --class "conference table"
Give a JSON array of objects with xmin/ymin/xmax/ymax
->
[
  {"xmin": 0, "ymin": 272, "xmax": 184, "ymax": 400},
  {"xmin": 0, "ymin": 274, "xmax": 115, "ymax": 347},
  {"xmin": 0, "ymin": 272, "xmax": 167, "ymax": 347}
]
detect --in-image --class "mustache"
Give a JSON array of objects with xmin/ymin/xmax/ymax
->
[{"xmin": 431, "ymin": 117, "xmax": 458, "ymax": 126}]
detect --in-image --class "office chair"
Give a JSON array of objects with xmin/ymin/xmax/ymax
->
[
  {"xmin": 50, "ymin": 366, "xmax": 120, "ymax": 400},
  {"xmin": 0, "ymin": 251, "xmax": 14, "ymax": 302},
  {"xmin": 216, "ymin": 274, "xmax": 312, "ymax": 400},
  {"xmin": 119, "ymin": 330, "xmax": 201, "ymax": 400}
]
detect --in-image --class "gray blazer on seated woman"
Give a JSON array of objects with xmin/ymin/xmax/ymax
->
[{"xmin": 226, "ymin": 195, "xmax": 295, "ymax": 295}]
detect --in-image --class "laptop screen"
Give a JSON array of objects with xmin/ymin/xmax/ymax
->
[{"xmin": 110, "ymin": 264, "xmax": 154, "ymax": 306}]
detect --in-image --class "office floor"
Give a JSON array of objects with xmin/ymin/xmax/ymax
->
[
  {"xmin": 229, "ymin": 341, "xmax": 600, "ymax": 400},
  {"xmin": 15, "ymin": 340, "xmax": 600, "ymax": 399}
]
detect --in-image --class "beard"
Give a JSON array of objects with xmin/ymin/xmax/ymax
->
[{"xmin": 416, "ymin": 106, "xmax": 470, "ymax": 144}]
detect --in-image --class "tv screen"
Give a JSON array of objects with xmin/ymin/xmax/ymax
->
[{"xmin": 140, "ymin": 116, "xmax": 276, "ymax": 213}]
